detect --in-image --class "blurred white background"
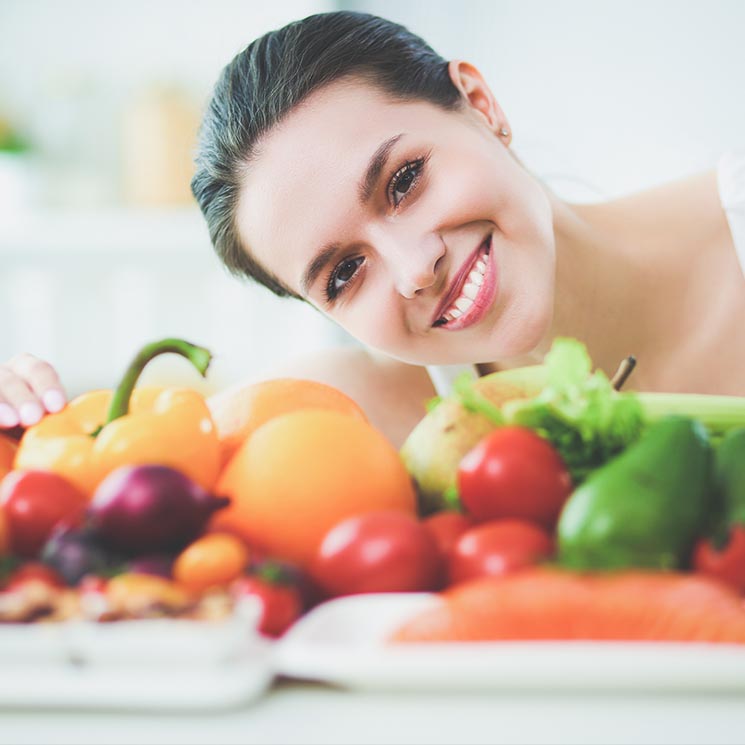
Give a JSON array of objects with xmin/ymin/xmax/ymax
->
[{"xmin": 1, "ymin": 0, "xmax": 744, "ymax": 397}]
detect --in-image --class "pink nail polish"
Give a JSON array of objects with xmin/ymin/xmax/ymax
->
[
  {"xmin": 43, "ymin": 390, "xmax": 66, "ymax": 413},
  {"xmin": 0, "ymin": 404, "xmax": 19, "ymax": 428},
  {"xmin": 19, "ymin": 402, "xmax": 43, "ymax": 427}
]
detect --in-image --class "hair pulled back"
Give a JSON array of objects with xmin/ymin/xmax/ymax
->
[{"xmin": 191, "ymin": 10, "xmax": 461, "ymax": 300}]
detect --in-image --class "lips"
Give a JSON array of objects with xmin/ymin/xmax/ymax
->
[{"xmin": 431, "ymin": 234, "xmax": 492, "ymax": 327}]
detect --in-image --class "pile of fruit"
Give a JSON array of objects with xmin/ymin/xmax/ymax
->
[
  {"xmin": 0, "ymin": 337, "xmax": 418, "ymax": 636},
  {"xmin": 2, "ymin": 335, "xmax": 745, "ymax": 645}
]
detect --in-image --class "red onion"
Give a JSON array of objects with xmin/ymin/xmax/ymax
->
[{"xmin": 88, "ymin": 465, "xmax": 230, "ymax": 555}]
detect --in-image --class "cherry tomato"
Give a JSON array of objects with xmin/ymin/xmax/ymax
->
[
  {"xmin": 0, "ymin": 470, "xmax": 88, "ymax": 558},
  {"xmin": 3, "ymin": 562, "xmax": 65, "ymax": 592},
  {"xmin": 173, "ymin": 532, "xmax": 250, "ymax": 593},
  {"xmin": 457, "ymin": 427, "xmax": 573, "ymax": 529},
  {"xmin": 423, "ymin": 511, "xmax": 475, "ymax": 559},
  {"xmin": 693, "ymin": 525, "xmax": 745, "ymax": 595},
  {"xmin": 232, "ymin": 572, "xmax": 303, "ymax": 637},
  {"xmin": 449, "ymin": 519, "xmax": 554, "ymax": 585},
  {"xmin": 310, "ymin": 511, "xmax": 442, "ymax": 597}
]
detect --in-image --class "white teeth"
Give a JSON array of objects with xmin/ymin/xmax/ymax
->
[
  {"xmin": 462, "ymin": 283, "xmax": 479, "ymax": 300},
  {"xmin": 454, "ymin": 296, "xmax": 473, "ymax": 313},
  {"xmin": 437, "ymin": 246, "xmax": 490, "ymax": 324}
]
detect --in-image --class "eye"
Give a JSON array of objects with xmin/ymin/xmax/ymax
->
[
  {"xmin": 323, "ymin": 255, "xmax": 364, "ymax": 303},
  {"xmin": 388, "ymin": 155, "xmax": 427, "ymax": 208}
]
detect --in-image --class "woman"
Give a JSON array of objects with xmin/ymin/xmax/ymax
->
[{"xmin": 1, "ymin": 11, "xmax": 744, "ymax": 447}]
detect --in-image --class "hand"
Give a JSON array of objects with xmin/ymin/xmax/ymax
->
[{"xmin": 0, "ymin": 353, "xmax": 67, "ymax": 430}]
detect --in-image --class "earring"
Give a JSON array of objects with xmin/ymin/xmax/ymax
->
[{"xmin": 499, "ymin": 127, "xmax": 510, "ymax": 137}]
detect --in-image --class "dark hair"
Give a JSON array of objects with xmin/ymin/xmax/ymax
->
[{"xmin": 191, "ymin": 10, "xmax": 462, "ymax": 301}]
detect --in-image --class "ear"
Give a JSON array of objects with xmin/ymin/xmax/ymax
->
[{"xmin": 447, "ymin": 60, "xmax": 511, "ymax": 145}]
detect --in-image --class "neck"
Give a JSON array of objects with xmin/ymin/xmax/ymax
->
[{"xmin": 486, "ymin": 187, "xmax": 654, "ymax": 378}]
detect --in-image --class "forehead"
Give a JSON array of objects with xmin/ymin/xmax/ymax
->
[{"xmin": 235, "ymin": 80, "xmax": 454, "ymax": 290}]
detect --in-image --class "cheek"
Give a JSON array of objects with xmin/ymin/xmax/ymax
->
[
  {"xmin": 428, "ymin": 148, "xmax": 511, "ymax": 227},
  {"xmin": 488, "ymin": 153, "xmax": 553, "ymax": 244},
  {"xmin": 332, "ymin": 289, "xmax": 406, "ymax": 352},
  {"xmin": 427, "ymin": 145, "xmax": 551, "ymax": 251}
]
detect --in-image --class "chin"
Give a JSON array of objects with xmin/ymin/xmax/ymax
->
[{"xmin": 484, "ymin": 285, "xmax": 555, "ymax": 362}]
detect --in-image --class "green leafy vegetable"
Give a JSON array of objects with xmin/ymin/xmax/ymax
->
[{"xmin": 500, "ymin": 338, "xmax": 645, "ymax": 482}]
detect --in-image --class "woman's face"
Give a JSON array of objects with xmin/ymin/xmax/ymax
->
[{"xmin": 236, "ymin": 70, "xmax": 556, "ymax": 365}]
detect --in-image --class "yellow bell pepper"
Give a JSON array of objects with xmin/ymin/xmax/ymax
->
[{"xmin": 14, "ymin": 339, "xmax": 221, "ymax": 497}]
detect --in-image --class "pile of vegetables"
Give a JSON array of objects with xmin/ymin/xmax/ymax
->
[
  {"xmin": 396, "ymin": 338, "xmax": 745, "ymax": 598},
  {"xmin": 2, "ymin": 334, "xmax": 745, "ymax": 645}
]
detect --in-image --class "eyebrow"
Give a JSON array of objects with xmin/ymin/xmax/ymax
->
[{"xmin": 300, "ymin": 133, "xmax": 405, "ymax": 296}]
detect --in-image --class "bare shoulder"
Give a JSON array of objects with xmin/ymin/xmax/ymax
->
[{"xmin": 212, "ymin": 345, "xmax": 437, "ymax": 449}]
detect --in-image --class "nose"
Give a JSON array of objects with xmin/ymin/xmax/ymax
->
[{"xmin": 373, "ymin": 229, "xmax": 445, "ymax": 299}]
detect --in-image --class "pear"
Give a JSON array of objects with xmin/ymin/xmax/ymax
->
[{"xmin": 400, "ymin": 364, "xmax": 547, "ymax": 515}]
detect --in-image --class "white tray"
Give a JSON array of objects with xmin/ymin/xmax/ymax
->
[
  {"xmin": 0, "ymin": 598, "xmax": 275, "ymax": 711},
  {"xmin": 275, "ymin": 592, "xmax": 745, "ymax": 692}
]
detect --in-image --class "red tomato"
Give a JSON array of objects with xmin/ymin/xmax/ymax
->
[
  {"xmin": 231, "ymin": 574, "xmax": 303, "ymax": 637},
  {"xmin": 0, "ymin": 470, "xmax": 88, "ymax": 558},
  {"xmin": 693, "ymin": 525, "xmax": 745, "ymax": 594},
  {"xmin": 457, "ymin": 427, "xmax": 573, "ymax": 529},
  {"xmin": 310, "ymin": 511, "xmax": 442, "ymax": 597},
  {"xmin": 3, "ymin": 562, "xmax": 65, "ymax": 592},
  {"xmin": 449, "ymin": 519, "xmax": 554, "ymax": 585},
  {"xmin": 423, "ymin": 511, "xmax": 474, "ymax": 560}
]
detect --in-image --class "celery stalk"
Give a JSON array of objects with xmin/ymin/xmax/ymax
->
[{"xmin": 638, "ymin": 392, "xmax": 745, "ymax": 441}]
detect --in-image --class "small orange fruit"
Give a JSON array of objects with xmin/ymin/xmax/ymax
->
[
  {"xmin": 208, "ymin": 378, "xmax": 367, "ymax": 467},
  {"xmin": 212, "ymin": 409, "xmax": 416, "ymax": 568},
  {"xmin": 173, "ymin": 532, "xmax": 250, "ymax": 593}
]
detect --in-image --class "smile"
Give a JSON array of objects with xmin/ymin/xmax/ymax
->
[{"xmin": 432, "ymin": 235, "xmax": 497, "ymax": 331}]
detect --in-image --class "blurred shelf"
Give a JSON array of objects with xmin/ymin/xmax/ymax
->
[{"xmin": 0, "ymin": 206, "xmax": 212, "ymax": 255}]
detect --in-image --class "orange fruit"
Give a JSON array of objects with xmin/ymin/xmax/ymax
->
[
  {"xmin": 0, "ymin": 435, "xmax": 17, "ymax": 480},
  {"xmin": 212, "ymin": 409, "xmax": 416, "ymax": 568},
  {"xmin": 173, "ymin": 532, "xmax": 250, "ymax": 593},
  {"xmin": 208, "ymin": 378, "xmax": 367, "ymax": 467}
]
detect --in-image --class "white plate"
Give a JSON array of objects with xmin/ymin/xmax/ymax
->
[
  {"xmin": 275, "ymin": 592, "xmax": 745, "ymax": 692},
  {"xmin": 0, "ymin": 598, "xmax": 276, "ymax": 710}
]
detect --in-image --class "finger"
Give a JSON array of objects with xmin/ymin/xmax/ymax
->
[
  {"xmin": 0, "ymin": 392, "xmax": 20, "ymax": 429},
  {"xmin": 0, "ymin": 369, "xmax": 44, "ymax": 427},
  {"xmin": 6, "ymin": 354, "xmax": 67, "ymax": 413}
]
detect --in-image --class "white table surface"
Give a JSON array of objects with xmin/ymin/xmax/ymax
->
[{"xmin": 3, "ymin": 679, "xmax": 745, "ymax": 745}]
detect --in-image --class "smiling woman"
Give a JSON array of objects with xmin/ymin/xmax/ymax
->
[{"xmin": 2, "ymin": 9, "xmax": 745, "ymax": 449}]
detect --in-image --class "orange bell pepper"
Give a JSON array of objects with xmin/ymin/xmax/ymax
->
[{"xmin": 14, "ymin": 338, "xmax": 221, "ymax": 497}]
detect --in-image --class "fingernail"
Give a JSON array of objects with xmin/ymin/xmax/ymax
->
[
  {"xmin": 0, "ymin": 404, "xmax": 19, "ymax": 428},
  {"xmin": 43, "ymin": 389, "xmax": 66, "ymax": 413},
  {"xmin": 19, "ymin": 402, "xmax": 43, "ymax": 427}
]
